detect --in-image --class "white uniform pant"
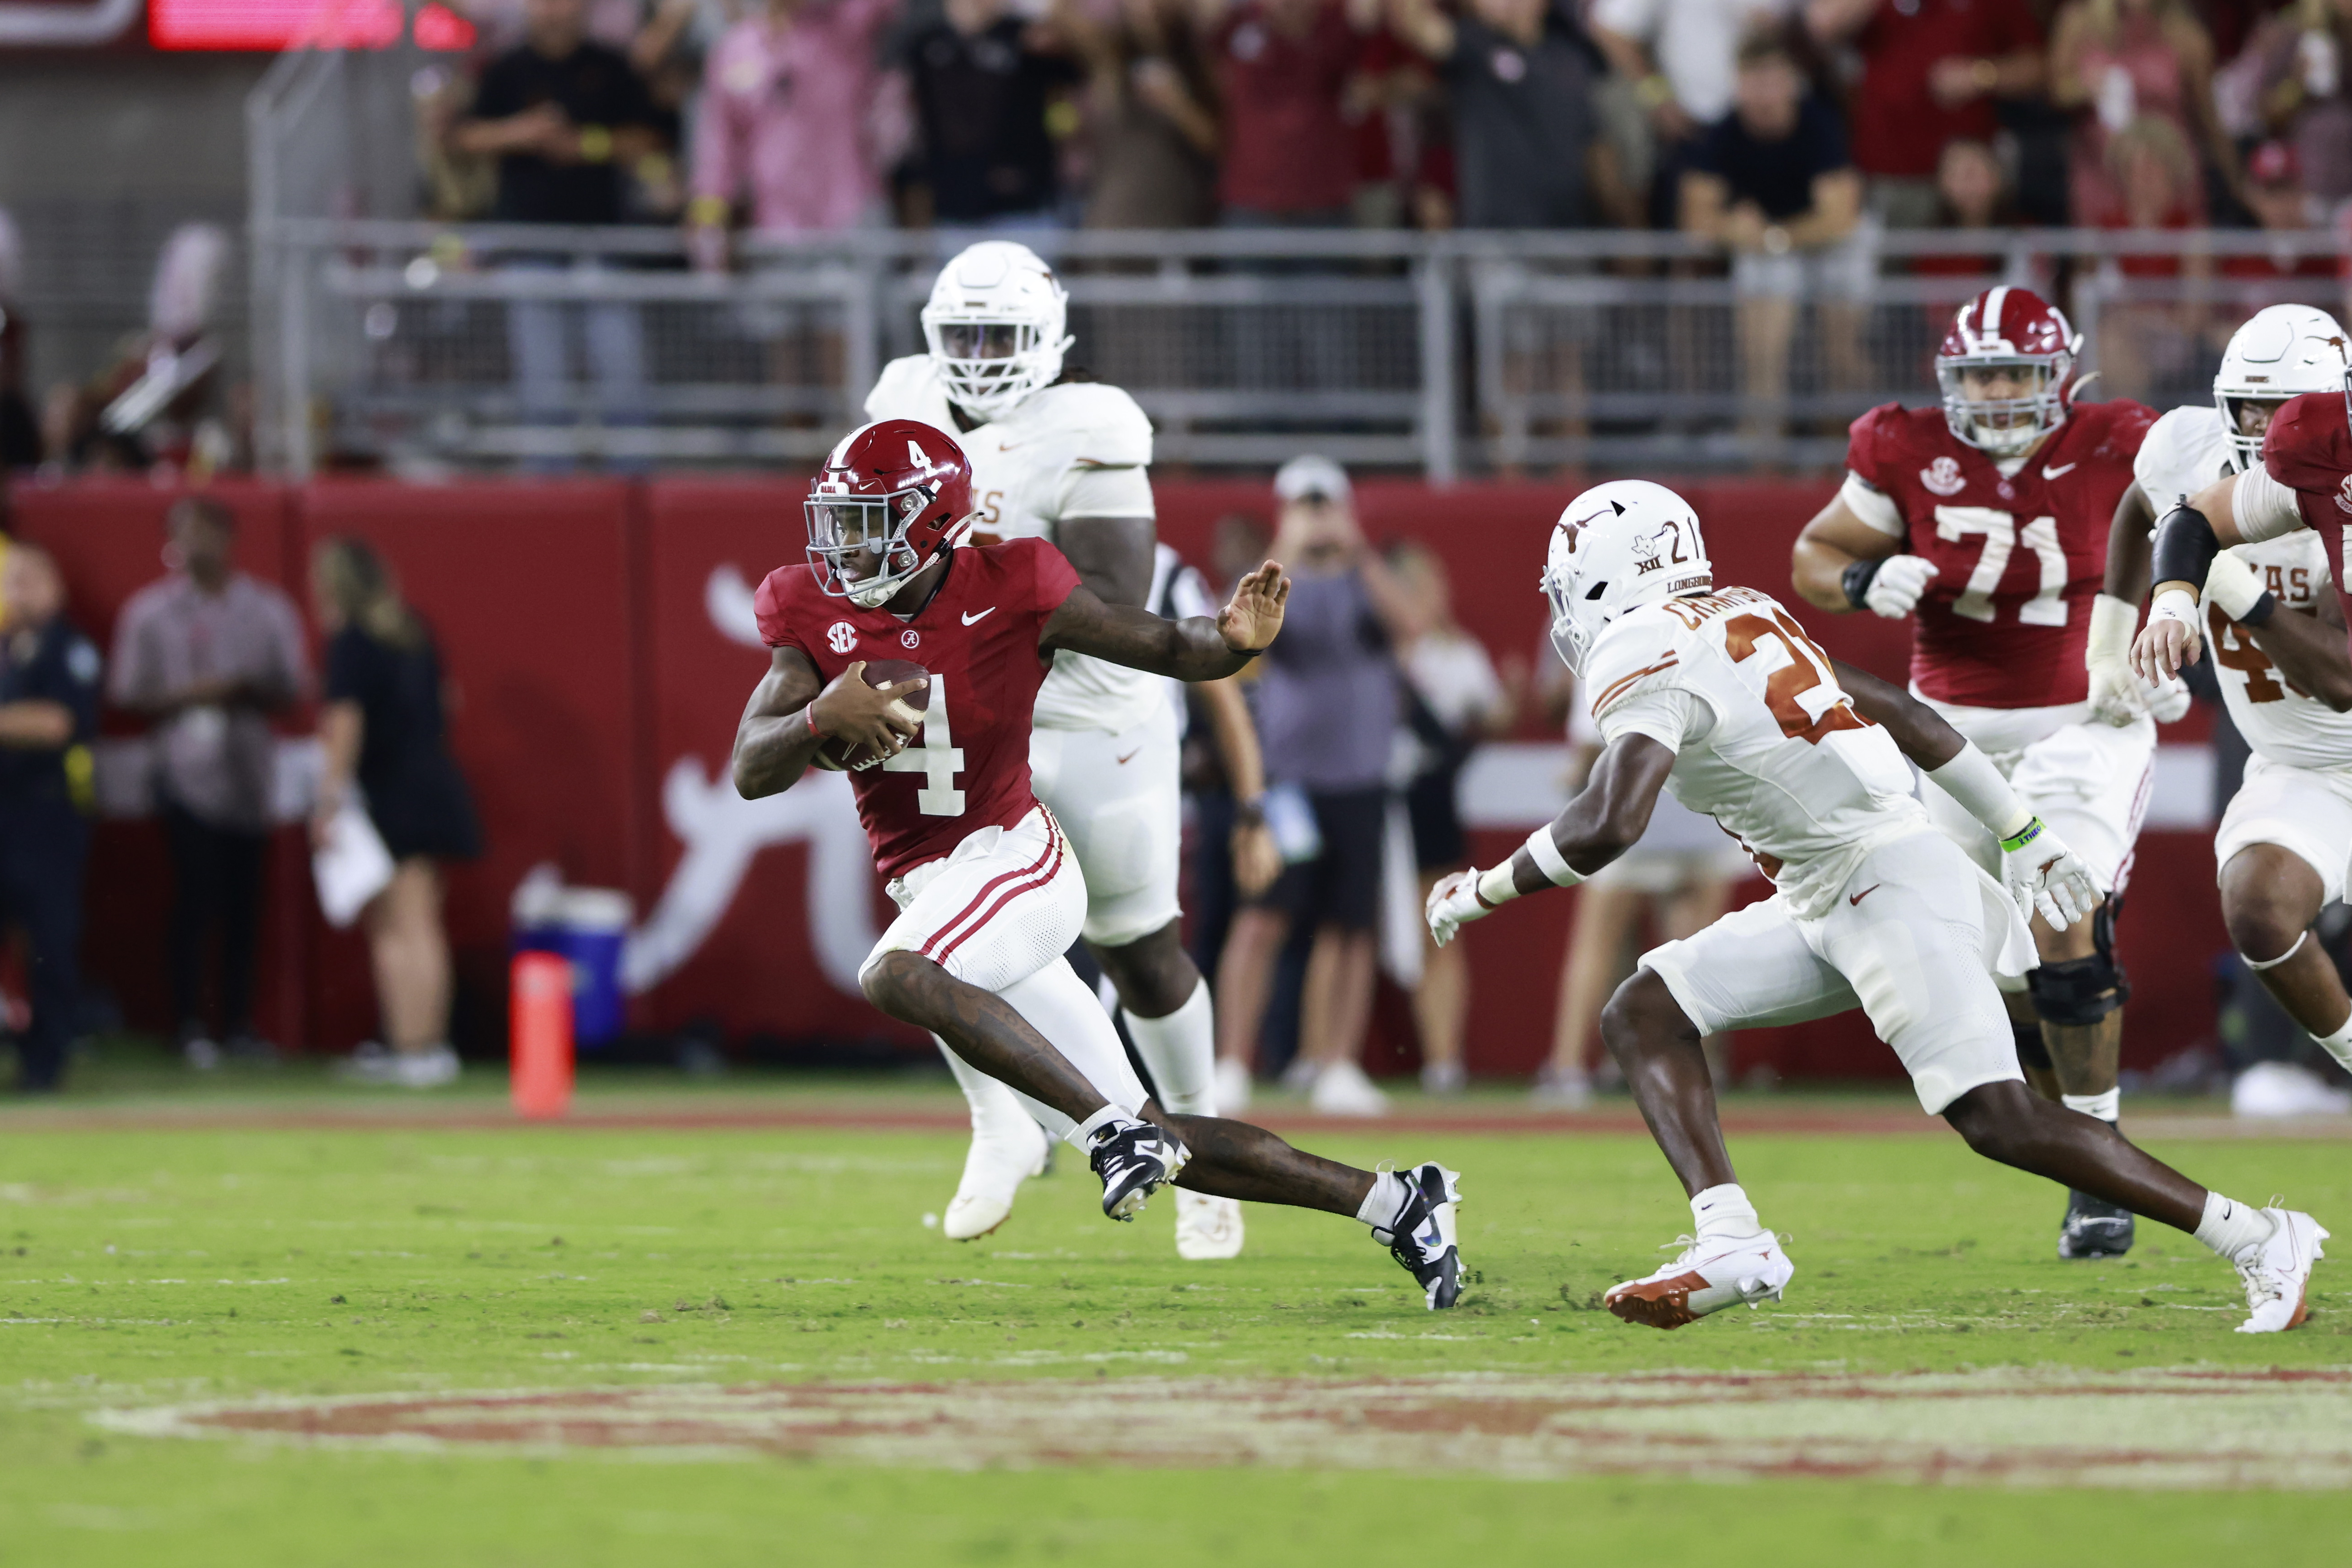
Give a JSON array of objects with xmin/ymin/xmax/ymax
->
[
  {"xmin": 1921, "ymin": 709, "xmax": 2154, "ymax": 901},
  {"xmin": 2215, "ymin": 753, "xmax": 2352, "ymax": 904},
  {"xmin": 860, "ymin": 806, "xmax": 1149, "ymax": 1140},
  {"xmin": 1638, "ymin": 829, "xmax": 2030, "ymax": 1114},
  {"xmin": 1029, "ymin": 703, "xmax": 1183, "ymax": 948}
]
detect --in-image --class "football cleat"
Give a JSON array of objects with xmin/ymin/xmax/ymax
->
[
  {"xmin": 1087, "ymin": 1118, "xmax": 1188, "ymax": 1222},
  {"xmin": 1605, "ymin": 1232, "xmax": 1794, "ymax": 1329},
  {"xmin": 2233, "ymin": 1208, "xmax": 2328, "ymax": 1334},
  {"xmin": 2057, "ymin": 1188, "xmax": 2136, "ymax": 1260},
  {"xmin": 1372, "ymin": 1162, "xmax": 1463, "ymax": 1309},
  {"xmin": 1174, "ymin": 1189, "xmax": 1246, "ymax": 1261},
  {"xmin": 942, "ymin": 1113, "xmax": 1052, "ymax": 1242}
]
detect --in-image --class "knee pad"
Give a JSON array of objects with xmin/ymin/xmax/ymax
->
[
  {"xmin": 2012, "ymin": 1019, "xmax": 2052, "ymax": 1072},
  {"xmin": 2028, "ymin": 956, "xmax": 2127, "ymax": 1027}
]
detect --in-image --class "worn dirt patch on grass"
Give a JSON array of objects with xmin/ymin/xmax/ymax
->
[{"xmin": 95, "ymin": 1369, "xmax": 2352, "ymax": 1488}]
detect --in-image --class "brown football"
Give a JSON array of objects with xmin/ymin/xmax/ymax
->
[{"xmin": 810, "ymin": 659, "xmax": 931, "ymax": 773}]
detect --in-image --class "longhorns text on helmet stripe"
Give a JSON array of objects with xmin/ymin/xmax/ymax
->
[
  {"xmin": 920, "ymin": 241, "xmax": 1076, "ymax": 424},
  {"xmin": 1543, "ymin": 480, "xmax": 1716, "ymax": 677},
  {"xmin": 1935, "ymin": 287, "xmax": 2082, "ymax": 461}
]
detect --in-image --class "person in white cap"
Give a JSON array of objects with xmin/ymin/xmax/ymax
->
[{"xmin": 862, "ymin": 239, "xmax": 1260, "ymax": 1260}]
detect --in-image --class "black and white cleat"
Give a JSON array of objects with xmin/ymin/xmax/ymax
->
[
  {"xmin": 1087, "ymin": 1119, "xmax": 1190, "ymax": 1222},
  {"xmin": 1374, "ymin": 1162, "xmax": 1465, "ymax": 1309}
]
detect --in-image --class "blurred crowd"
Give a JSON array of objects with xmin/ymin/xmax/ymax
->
[{"xmin": 415, "ymin": 0, "xmax": 2352, "ymax": 249}]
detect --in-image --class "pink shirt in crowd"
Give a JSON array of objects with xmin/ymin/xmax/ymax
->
[{"xmin": 693, "ymin": 0, "xmax": 900, "ymax": 235}]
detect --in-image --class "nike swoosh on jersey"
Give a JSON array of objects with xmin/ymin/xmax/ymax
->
[
  {"xmin": 2041, "ymin": 462, "xmax": 2078, "ymax": 479},
  {"xmin": 1848, "ymin": 884, "xmax": 1881, "ymax": 906},
  {"xmin": 1115, "ymin": 747, "xmax": 1143, "ymax": 764},
  {"xmin": 961, "ymin": 607, "xmax": 998, "ymax": 626}
]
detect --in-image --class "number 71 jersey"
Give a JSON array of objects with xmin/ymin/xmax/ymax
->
[
  {"xmin": 1841, "ymin": 398, "xmax": 2156, "ymax": 708},
  {"xmin": 1586, "ymin": 585, "xmax": 1931, "ymax": 920}
]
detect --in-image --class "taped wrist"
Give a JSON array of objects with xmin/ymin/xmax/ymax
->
[
  {"xmin": 1474, "ymin": 863, "xmax": 1520, "ymax": 908},
  {"xmin": 2149, "ymin": 503, "xmax": 2221, "ymax": 602},
  {"xmin": 1927, "ymin": 744, "xmax": 2035, "ymax": 843},
  {"xmin": 1523, "ymin": 825, "xmax": 1586, "ymax": 888},
  {"xmin": 2087, "ymin": 593, "xmax": 2137, "ymax": 664},
  {"xmin": 1840, "ymin": 557, "xmax": 1883, "ymax": 611}
]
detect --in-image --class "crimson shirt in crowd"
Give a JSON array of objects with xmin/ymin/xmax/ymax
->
[
  {"xmin": 1213, "ymin": 0, "xmax": 1363, "ymax": 214},
  {"xmin": 1848, "ymin": 0, "xmax": 2042, "ymax": 181}
]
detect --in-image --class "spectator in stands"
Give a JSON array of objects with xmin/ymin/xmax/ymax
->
[
  {"xmin": 2251, "ymin": 0, "xmax": 2352, "ymax": 208},
  {"xmin": 312, "ymin": 539, "xmax": 482, "ymax": 1091},
  {"xmin": 2222, "ymin": 140, "xmax": 2340, "ymax": 285},
  {"xmin": 1386, "ymin": 0, "xmax": 1630, "ymax": 228},
  {"xmin": 0, "ymin": 544, "xmax": 99, "ymax": 1092},
  {"xmin": 2088, "ymin": 114, "xmax": 2207, "ymax": 402},
  {"xmin": 1388, "ymin": 541, "xmax": 1515, "ymax": 1096},
  {"xmin": 1589, "ymin": 0, "xmax": 1795, "ymax": 228},
  {"xmin": 899, "ymin": 0, "xmax": 1084, "ymax": 230},
  {"xmin": 108, "ymin": 498, "xmax": 308, "ymax": 1070},
  {"xmin": 0, "ymin": 211, "xmax": 37, "ymax": 468},
  {"xmin": 1805, "ymin": 0, "xmax": 2044, "ymax": 229},
  {"xmin": 1682, "ymin": 32, "xmax": 1864, "ymax": 459},
  {"xmin": 1212, "ymin": 456, "xmax": 1417, "ymax": 1117},
  {"xmin": 452, "ymin": 0, "xmax": 667, "ymax": 468},
  {"xmin": 1909, "ymin": 137, "xmax": 2016, "ymax": 285},
  {"xmin": 689, "ymin": 0, "xmax": 902, "ymax": 251},
  {"xmin": 1067, "ymin": 0, "xmax": 1223, "ymax": 230},
  {"xmin": 2049, "ymin": 0, "xmax": 2237, "ymax": 228},
  {"xmin": 1204, "ymin": 0, "xmax": 1375, "ymax": 230}
]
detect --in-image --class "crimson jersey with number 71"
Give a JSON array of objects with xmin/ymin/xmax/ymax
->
[
  {"xmin": 755, "ymin": 538, "xmax": 1083, "ymax": 879},
  {"xmin": 1842, "ymin": 397, "xmax": 2156, "ymax": 707}
]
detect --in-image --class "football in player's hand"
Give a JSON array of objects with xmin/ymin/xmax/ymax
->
[{"xmin": 811, "ymin": 659, "xmax": 929, "ymax": 773}]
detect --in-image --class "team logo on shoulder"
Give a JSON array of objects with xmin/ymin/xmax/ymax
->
[
  {"xmin": 826, "ymin": 622, "xmax": 858, "ymax": 654},
  {"xmin": 1919, "ymin": 457, "xmax": 1967, "ymax": 497},
  {"xmin": 901, "ymin": 629, "xmax": 920, "ymax": 649},
  {"xmin": 2336, "ymin": 475, "xmax": 2352, "ymax": 516}
]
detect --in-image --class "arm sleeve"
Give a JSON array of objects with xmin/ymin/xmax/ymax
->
[
  {"xmin": 1595, "ymin": 684, "xmax": 1713, "ymax": 756},
  {"xmin": 1056, "ymin": 463, "xmax": 1155, "ymax": 520},
  {"xmin": 1839, "ymin": 406, "xmax": 1905, "ymax": 535},
  {"xmin": 1026, "ymin": 536, "xmax": 1085, "ymax": 615},
  {"xmin": 2233, "ymin": 466, "xmax": 2307, "ymax": 545}
]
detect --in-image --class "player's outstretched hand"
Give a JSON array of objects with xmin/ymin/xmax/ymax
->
[
  {"xmin": 1424, "ymin": 868, "xmax": 1491, "ymax": 949},
  {"xmin": 1863, "ymin": 554, "xmax": 1938, "ymax": 619},
  {"xmin": 2132, "ymin": 588, "xmax": 2203, "ymax": 684},
  {"xmin": 1998, "ymin": 816, "xmax": 2098, "ymax": 932},
  {"xmin": 1218, "ymin": 562, "xmax": 1291, "ymax": 653},
  {"xmin": 810, "ymin": 660, "xmax": 926, "ymax": 758}
]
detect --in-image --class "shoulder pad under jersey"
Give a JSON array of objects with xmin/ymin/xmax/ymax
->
[
  {"xmin": 864, "ymin": 355, "xmax": 948, "ymax": 424},
  {"xmin": 1015, "ymin": 381, "xmax": 1155, "ymax": 469},
  {"xmin": 2134, "ymin": 405, "xmax": 2232, "ymax": 504},
  {"xmin": 1582, "ymin": 606, "xmax": 1688, "ymax": 723}
]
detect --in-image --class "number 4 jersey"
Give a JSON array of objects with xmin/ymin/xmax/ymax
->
[
  {"xmin": 1840, "ymin": 397, "xmax": 2157, "ymax": 707},
  {"xmin": 1585, "ymin": 585, "xmax": 1932, "ymax": 920},
  {"xmin": 755, "ymin": 539, "xmax": 1084, "ymax": 879}
]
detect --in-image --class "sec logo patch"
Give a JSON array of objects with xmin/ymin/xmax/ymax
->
[
  {"xmin": 826, "ymin": 622, "xmax": 857, "ymax": 654},
  {"xmin": 901, "ymin": 629, "xmax": 920, "ymax": 649}
]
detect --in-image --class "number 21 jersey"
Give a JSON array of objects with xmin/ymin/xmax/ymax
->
[
  {"xmin": 1839, "ymin": 398, "xmax": 2156, "ymax": 708},
  {"xmin": 1585, "ymin": 585, "xmax": 1930, "ymax": 919},
  {"xmin": 754, "ymin": 539, "xmax": 1084, "ymax": 879}
]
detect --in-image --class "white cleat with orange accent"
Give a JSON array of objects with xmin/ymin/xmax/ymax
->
[
  {"xmin": 1605, "ymin": 1233, "xmax": 1795, "ymax": 1330},
  {"xmin": 2233, "ymin": 1208, "xmax": 2328, "ymax": 1334}
]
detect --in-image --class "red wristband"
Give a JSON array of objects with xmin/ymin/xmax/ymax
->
[{"xmin": 805, "ymin": 704, "xmax": 819, "ymax": 738}]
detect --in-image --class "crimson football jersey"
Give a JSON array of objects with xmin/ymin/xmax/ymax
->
[
  {"xmin": 755, "ymin": 538, "xmax": 1084, "ymax": 879},
  {"xmin": 2261, "ymin": 392, "xmax": 2352, "ymax": 637},
  {"xmin": 1843, "ymin": 398, "xmax": 2156, "ymax": 707}
]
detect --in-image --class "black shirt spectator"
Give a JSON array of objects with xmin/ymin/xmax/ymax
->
[
  {"xmin": 1443, "ymin": 11, "xmax": 1598, "ymax": 228},
  {"xmin": 464, "ymin": 10, "xmax": 662, "ymax": 224},
  {"xmin": 902, "ymin": 0, "xmax": 1081, "ymax": 224},
  {"xmin": 324, "ymin": 624, "xmax": 482, "ymax": 864},
  {"xmin": 1687, "ymin": 85, "xmax": 1848, "ymax": 221}
]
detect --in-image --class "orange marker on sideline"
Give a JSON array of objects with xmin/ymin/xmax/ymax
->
[{"xmin": 509, "ymin": 951, "xmax": 574, "ymax": 1119}]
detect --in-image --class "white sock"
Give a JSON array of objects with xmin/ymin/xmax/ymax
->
[
  {"xmin": 2193, "ymin": 1191, "xmax": 2278, "ymax": 1262},
  {"xmin": 2062, "ymin": 1089, "xmax": 2121, "ymax": 1123},
  {"xmin": 1355, "ymin": 1169, "xmax": 1413, "ymax": 1232},
  {"xmin": 1123, "ymin": 979, "xmax": 1218, "ymax": 1116},
  {"xmin": 1071, "ymin": 1105, "xmax": 1129, "ymax": 1149},
  {"xmin": 2312, "ymin": 1010, "xmax": 2352, "ymax": 1073},
  {"xmin": 1691, "ymin": 1183, "xmax": 1765, "ymax": 1242}
]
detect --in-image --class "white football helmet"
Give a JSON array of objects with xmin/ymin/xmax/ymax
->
[
  {"xmin": 920, "ymin": 241, "xmax": 1074, "ymax": 422},
  {"xmin": 2214, "ymin": 303, "xmax": 2352, "ymax": 473},
  {"xmin": 1542, "ymin": 480, "xmax": 1713, "ymax": 676}
]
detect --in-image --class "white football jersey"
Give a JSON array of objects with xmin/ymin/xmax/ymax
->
[
  {"xmin": 865, "ymin": 355, "xmax": 1163, "ymax": 733},
  {"xmin": 2138, "ymin": 404, "xmax": 2352, "ymax": 771},
  {"xmin": 1585, "ymin": 586, "xmax": 1932, "ymax": 920}
]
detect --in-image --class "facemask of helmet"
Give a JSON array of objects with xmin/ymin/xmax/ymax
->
[
  {"xmin": 920, "ymin": 243, "xmax": 1074, "ymax": 422},
  {"xmin": 806, "ymin": 483, "xmax": 943, "ymax": 609},
  {"xmin": 1938, "ymin": 359, "xmax": 2066, "ymax": 458}
]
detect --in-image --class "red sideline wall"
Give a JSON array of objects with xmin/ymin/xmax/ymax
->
[{"xmin": 9, "ymin": 476, "xmax": 2229, "ymax": 1081}]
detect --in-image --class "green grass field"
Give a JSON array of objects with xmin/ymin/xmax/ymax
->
[{"xmin": 5, "ymin": 1066, "xmax": 2351, "ymax": 1565}]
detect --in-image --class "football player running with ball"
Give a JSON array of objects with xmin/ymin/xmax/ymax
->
[
  {"xmin": 1429, "ymin": 481, "xmax": 2326, "ymax": 1335},
  {"xmin": 1791, "ymin": 287, "xmax": 2173, "ymax": 1260},
  {"xmin": 2128, "ymin": 312, "xmax": 2352, "ymax": 1083},
  {"xmin": 864, "ymin": 240, "xmax": 1248, "ymax": 1258},
  {"xmin": 735, "ymin": 420, "xmax": 1465, "ymax": 1309}
]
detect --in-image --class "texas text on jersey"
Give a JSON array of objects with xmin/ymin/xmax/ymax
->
[
  {"xmin": 2259, "ymin": 392, "xmax": 2352, "ymax": 639},
  {"xmin": 754, "ymin": 537, "xmax": 1083, "ymax": 878},
  {"xmin": 1840, "ymin": 397, "xmax": 2157, "ymax": 706}
]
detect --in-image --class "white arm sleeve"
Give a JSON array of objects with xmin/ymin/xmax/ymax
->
[
  {"xmin": 1058, "ymin": 463, "xmax": 1155, "ymax": 521},
  {"xmin": 1838, "ymin": 471, "xmax": 1904, "ymax": 536},
  {"xmin": 1595, "ymin": 685, "xmax": 1714, "ymax": 756},
  {"xmin": 2232, "ymin": 466, "xmax": 2307, "ymax": 544}
]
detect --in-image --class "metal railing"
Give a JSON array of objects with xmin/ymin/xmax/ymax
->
[{"xmin": 252, "ymin": 220, "xmax": 2347, "ymax": 479}]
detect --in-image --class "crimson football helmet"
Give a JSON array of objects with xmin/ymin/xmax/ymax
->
[
  {"xmin": 804, "ymin": 419, "xmax": 979, "ymax": 609},
  {"xmin": 1935, "ymin": 286, "xmax": 2081, "ymax": 459}
]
